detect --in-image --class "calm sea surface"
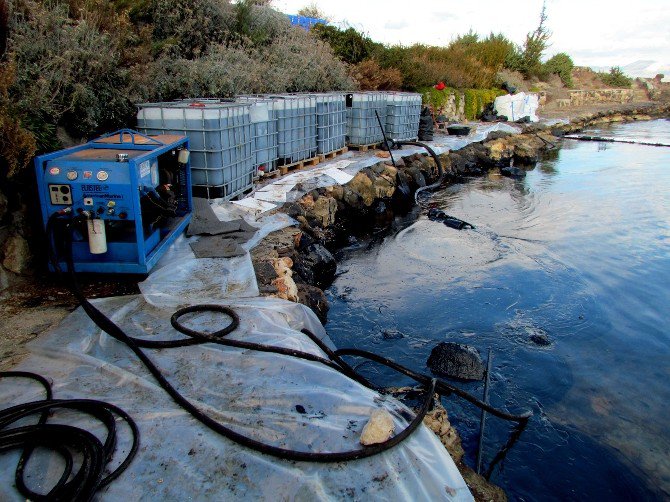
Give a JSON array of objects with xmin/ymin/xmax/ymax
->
[{"xmin": 325, "ymin": 119, "xmax": 670, "ymax": 500}]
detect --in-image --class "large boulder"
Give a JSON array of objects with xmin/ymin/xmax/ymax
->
[
  {"xmin": 427, "ymin": 342, "xmax": 485, "ymax": 381},
  {"xmin": 299, "ymin": 193, "xmax": 338, "ymax": 228},
  {"xmin": 347, "ymin": 171, "xmax": 376, "ymax": 207},
  {"xmin": 2, "ymin": 234, "xmax": 32, "ymax": 275},
  {"xmin": 293, "ymin": 243, "xmax": 337, "ymax": 289}
]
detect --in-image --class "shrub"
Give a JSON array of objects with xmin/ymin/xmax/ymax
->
[
  {"xmin": 8, "ymin": 1, "xmax": 133, "ymax": 150},
  {"xmin": 350, "ymin": 59, "xmax": 402, "ymax": 90},
  {"xmin": 463, "ymin": 89, "xmax": 504, "ymax": 120},
  {"xmin": 544, "ymin": 52, "xmax": 574, "ymax": 87},
  {"xmin": 598, "ymin": 67, "xmax": 633, "ymax": 88},
  {"xmin": 311, "ymin": 23, "xmax": 379, "ymax": 65},
  {"xmin": 0, "ymin": 63, "xmax": 36, "ymax": 180}
]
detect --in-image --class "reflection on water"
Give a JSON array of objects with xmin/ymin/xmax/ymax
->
[{"xmin": 326, "ymin": 120, "xmax": 670, "ymax": 500}]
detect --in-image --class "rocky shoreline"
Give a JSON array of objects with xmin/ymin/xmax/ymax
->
[
  {"xmin": 249, "ymin": 103, "xmax": 670, "ymax": 500},
  {"xmin": 251, "ymin": 103, "xmax": 670, "ymax": 319}
]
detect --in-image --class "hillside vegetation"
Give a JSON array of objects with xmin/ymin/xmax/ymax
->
[
  {"xmin": 0, "ymin": 0, "xmax": 352, "ymax": 182},
  {"xmin": 0, "ymin": 0, "xmax": 636, "ymax": 184}
]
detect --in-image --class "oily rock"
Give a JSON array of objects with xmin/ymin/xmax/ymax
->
[{"xmin": 427, "ymin": 342, "xmax": 484, "ymax": 381}]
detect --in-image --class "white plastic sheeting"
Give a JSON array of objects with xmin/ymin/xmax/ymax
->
[
  {"xmin": 236, "ymin": 123, "xmax": 522, "ymax": 217},
  {"xmin": 0, "ymin": 123, "xmax": 536, "ymax": 500},
  {"xmin": 0, "ymin": 295, "xmax": 473, "ymax": 501},
  {"xmin": 494, "ymin": 93, "xmax": 540, "ymax": 122}
]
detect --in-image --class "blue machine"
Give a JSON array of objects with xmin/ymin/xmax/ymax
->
[{"xmin": 35, "ymin": 129, "xmax": 192, "ymax": 274}]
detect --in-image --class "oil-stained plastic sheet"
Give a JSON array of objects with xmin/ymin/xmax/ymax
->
[
  {"xmin": 0, "ymin": 295, "xmax": 473, "ymax": 501},
  {"xmin": 140, "ymin": 210, "xmax": 297, "ymax": 306}
]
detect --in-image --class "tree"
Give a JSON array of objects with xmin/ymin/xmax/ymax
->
[
  {"xmin": 545, "ymin": 52, "xmax": 574, "ymax": 87},
  {"xmin": 520, "ymin": 1, "xmax": 551, "ymax": 77},
  {"xmin": 297, "ymin": 2, "xmax": 329, "ymax": 21}
]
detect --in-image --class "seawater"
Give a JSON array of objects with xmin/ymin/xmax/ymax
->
[{"xmin": 325, "ymin": 119, "xmax": 670, "ymax": 500}]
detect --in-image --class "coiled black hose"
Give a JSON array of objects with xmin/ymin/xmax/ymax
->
[
  {"xmin": 0, "ymin": 371, "xmax": 139, "ymax": 501},
  {"xmin": 46, "ymin": 212, "xmax": 530, "ymax": 466}
]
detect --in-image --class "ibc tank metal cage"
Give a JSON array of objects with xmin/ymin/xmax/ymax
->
[
  {"xmin": 136, "ymin": 100, "xmax": 254, "ymax": 200},
  {"xmin": 240, "ymin": 94, "xmax": 317, "ymax": 166},
  {"xmin": 345, "ymin": 92, "xmax": 387, "ymax": 146},
  {"xmin": 238, "ymin": 98, "xmax": 279, "ymax": 176},
  {"xmin": 312, "ymin": 93, "xmax": 347, "ymax": 155},
  {"xmin": 384, "ymin": 92, "xmax": 422, "ymax": 142}
]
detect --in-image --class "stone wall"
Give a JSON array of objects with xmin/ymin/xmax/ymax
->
[{"xmin": 564, "ymin": 89, "xmax": 635, "ymax": 107}]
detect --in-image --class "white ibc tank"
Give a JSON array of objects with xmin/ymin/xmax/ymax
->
[{"xmin": 136, "ymin": 100, "xmax": 254, "ymax": 200}]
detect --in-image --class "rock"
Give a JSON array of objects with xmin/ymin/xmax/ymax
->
[
  {"xmin": 300, "ymin": 193, "xmax": 337, "ymax": 228},
  {"xmin": 501, "ymin": 166, "xmax": 526, "ymax": 178},
  {"xmin": 427, "ymin": 342, "xmax": 484, "ymax": 381},
  {"xmin": 271, "ymin": 257, "xmax": 298, "ymax": 302},
  {"xmin": 325, "ymin": 185, "xmax": 344, "ymax": 201},
  {"xmin": 372, "ymin": 173, "xmax": 395, "ymax": 199},
  {"xmin": 2, "ymin": 234, "xmax": 32, "ymax": 275},
  {"xmin": 347, "ymin": 171, "xmax": 376, "ymax": 207},
  {"xmin": 360, "ymin": 408, "xmax": 394, "ymax": 445},
  {"xmin": 293, "ymin": 243, "xmax": 336, "ymax": 289},
  {"xmin": 0, "ymin": 191, "xmax": 8, "ymax": 221},
  {"xmin": 296, "ymin": 284, "xmax": 329, "ymax": 323},
  {"xmin": 422, "ymin": 406, "xmax": 464, "ymax": 463},
  {"xmin": 485, "ymin": 138, "xmax": 515, "ymax": 165},
  {"xmin": 254, "ymin": 260, "xmax": 277, "ymax": 286},
  {"xmin": 529, "ymin": 332, "xmax": 551, "ymax": 346},
  {"xmin": 0, "ymin": 265, "xmax": 12, "ymax": 291},
  {"xmin": 381, "ymin": 329, "xmax": 404, "ymax": 340}
]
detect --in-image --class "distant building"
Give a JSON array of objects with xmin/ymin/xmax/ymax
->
[{"xmin": 287, "ymin": 15, "xmax": 327, "ymax": 30}]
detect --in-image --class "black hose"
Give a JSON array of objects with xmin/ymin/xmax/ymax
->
[
  {"xmin": 45, "ymin": 213, "xmax": 438, "ymax": 463},
  {"xmin": 393, "ymin": 140, "xmax": 446, "ymax": 205},
  {"xmin": 46, "ymin": 211, "xmax": 530, "ymax": 467},
  {"xmin": 0, "ymin": 372, "xmax": 139, "ymax": 501}
]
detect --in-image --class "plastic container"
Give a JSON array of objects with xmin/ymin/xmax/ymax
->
[
  {"xmin": 313, "ymin": 93, "xmax": 346, "ymax": 154},
  {"xmin": 245, "ymin": 100, "xmax": 279, "ymax": 175},
  {"xmin": 239, "ymin": 94, "xmax": 317, "ymax": 165},
  {"xmin": 384, "ymin": 92, "xmax": 422, "ymax": 142},
  {"xmin": 345, "ymin": 92, "xmax": 387, "ymax": 146},
  {"xmin": 136, "ymin": 100, "xmax": 254, "ymax": 200}
]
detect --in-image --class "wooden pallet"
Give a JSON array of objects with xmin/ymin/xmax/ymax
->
[
  {"xmin": 278, "ymin": 156, "xmax": 320, "ymax": 175},
  {"xmin": 318, "ymin": 146, "xmax": 348, "ymax": 162},
  {"xmin": 347, "ymin": 142, "xmax": 382, "ymax": 152},
  {"xmin": 260, "ymin": 168, "xmax": 281, "ymax": 179}
]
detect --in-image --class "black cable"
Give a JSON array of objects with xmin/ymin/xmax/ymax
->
[
  {"xmin": 0, "ymin": 372, "xmax": 139, "ymax": 501},
  {"xmin": 334, "ymin": 348, "xmax": 531, "ymax": 423},
  {"xmin": 46, "ymin": 211, "xmax": 530, "ymax": 468},
  {"xmin": 393, "ymin": 140, "xmax": 446, "ymax": 205},
  {"xmin": 45, "ymin": 213, "xmax": 438, "ymax": 463}
]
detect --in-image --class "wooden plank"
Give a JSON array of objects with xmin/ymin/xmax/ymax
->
[
  {"xmin": 347, "ymin": 143, "xmax": 380, "ymax": 152},
  {"xmin": 319, "ymin": 146, "xmax": 349, "ymax": 162},
  {"xmin": 278, "ymin": 156, "xmax": 320, "ymax": 175}
]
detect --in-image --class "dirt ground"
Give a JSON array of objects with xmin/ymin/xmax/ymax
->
[{"xmin": 0, "ymin": 274, "xmax": 139, "ymax": 370}]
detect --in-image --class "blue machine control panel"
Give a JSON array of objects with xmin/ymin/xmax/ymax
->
[{"xmin": 35, "ymin": 130, "xmax": 192, "ymax": 275}]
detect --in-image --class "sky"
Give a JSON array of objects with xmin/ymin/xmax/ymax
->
[{"xmin": 272, "ymin": 0, "xmax": 670, "ymax": 77}]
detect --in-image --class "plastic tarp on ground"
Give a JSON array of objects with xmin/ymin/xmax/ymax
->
[
  {"xmin": 0, "ymin": 123, "xmax": 533, "ymax": 500},
  {"xmin": 494, "ymin": 93, "xmax": 540, "ymax": 122},
  {"xmin": 0, "ymin": 294, "xmax": 472, "ymax": 500}
]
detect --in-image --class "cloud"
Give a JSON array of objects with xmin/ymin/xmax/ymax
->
[
  {"xmin": 432, "ymin": 10, "xmax": 458, "ymax": 22},
  {"xmin": 384, "ymin": 20, "xmax": 410, "ymax": 30}
]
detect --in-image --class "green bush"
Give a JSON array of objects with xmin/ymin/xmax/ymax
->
[
  {"xmin": 8, "ymin": 1, "xmax": 133, "ymax": 148},
  {"xmin": 311, "ymin": 24, "xmax": 380, "ymax": 65},
  {"xmin": 463, "ymin": 89, "xmax": 504, "ymax": 120},
  {"xmin": 598, "ymin": 67, "xmax": 633, "ymax": 88},
  {"xmin": 544, "ymin": 53, "xmax": 574, "ymax": 87}
]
